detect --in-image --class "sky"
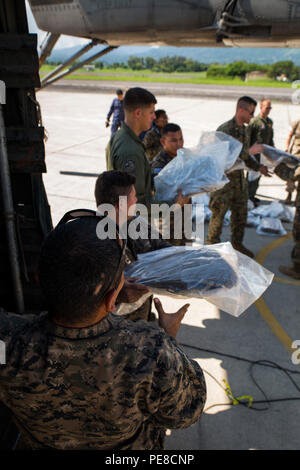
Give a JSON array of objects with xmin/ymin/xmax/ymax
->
[{"xmin": 25, "ymin": 0, "xmax": 89, "ymax": 50}]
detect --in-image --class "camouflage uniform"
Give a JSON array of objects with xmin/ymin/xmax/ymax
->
[
  {"xmin": 0, "ymin": 310, "xmax": 206, "ymax": 450},
  {"xmin": 247, "ymin": 115, "xmax": 274, "ymax": 201},
  {"xmin": 152, "ymin": 150, "xmax": 190, "ymax": 246},
  {"xmin": 207, "ymin": 117, "xmax": 261, "ymax": 245},
  {"xmin": 285, "ymin": 120, "xmax": 300, "ymax": 202},
  {"xmin": 143, "ymin": 125, "xmax": 163, "ymax": 161},
  {"xmin": 274, "ymin": 162, "xmax": 300, "ymax": 270},
  {"xmin": 290, "ymin": 120, "xmax": 300, "ymax": 157}
]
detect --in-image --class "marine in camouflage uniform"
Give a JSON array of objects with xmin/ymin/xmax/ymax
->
[
  {"xmin": 284, "ymin": 119, "xmax": 300, "ymax": 204},
  {"xmin": 143, "ymin": 124, "xmax": 163, "ymax": 161},
  {"xmin": 207, "ymin": 116, "xmax": 261, "ymax": 251},
  {"xmin": 0, "ymin": 309, "xmax": 206, "ymax": 450},
  {"xmin": 247, "ymin": 107, "xmax": 274, "ymax": 203},
  {"xmin": 274, "ymin": 162, "xmax": 300, "ymax": 279},
  {"xmin": 143, "ymin": 109, "xmax": 168, "ymax": 161}
]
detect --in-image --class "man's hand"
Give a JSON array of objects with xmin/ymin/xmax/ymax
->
[
  {"xmin": 249, "ymin": 142, "xmax": 264, "ymax": 155},
  {"xmin": 259, "ymin": 165, "xmax": 272, "ymax": 177},
  {"xmin": 175, "ymin": 189, "xmax": 190, "ymax": 207},
  {"xmin": 154, "ymin": 297, "xmax": 189, "ymax": 337},
  {"xmin": 117, "ymin": 279, "xmax": 150, "ymax": 304},
  {"xmin": 105, "ymin": 120, "xmax": 110, "ymax": 128}
]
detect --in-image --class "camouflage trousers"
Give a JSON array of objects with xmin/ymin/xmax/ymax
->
[
  {"xmin": 207, "ymin": 171, "xmax": 248, "ymax": 245},
  {"xmin": 292, "ymin": 187, "xmax": 300, "ymax": 268}
]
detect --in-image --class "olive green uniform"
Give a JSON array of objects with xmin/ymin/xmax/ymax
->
[
  {"xmin": 0, "ymin": 310, "xmax": 206, "ymax": 450},
  {"xmin": 247, "ymin": 115, "xmax": 274, "ymax": 201},
  {"xmin": 106, "ymin": 122, "xmax": 152, "ymax": 208},
  {"xmin": 207, "ymin": 117, "xmax": 260, "ymax": 245}
]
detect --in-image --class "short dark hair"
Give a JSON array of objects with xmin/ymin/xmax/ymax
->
[
  {"xmin": 237, "ymin": 96, "xmax": 257, "ymax": 109},
  {"xmin": 95, "ymin": 170, "xmax": 136, "ymax": 207},
  {"xmin": 38, "ymin": 217, "xmax": 122, "ymax": 324},
  {"xmin": 116, "ymin": 89, "xmax": 123, "ymax": 96},
  {"xmin": 123, "ymin": 87, "xmax": 157, "ymax": 112},
  {"xmin": 155, "ymin": 109, "xmax": 166, "ymax": 119},
  {"xmin": 161, "ymin": 123, "xmax": 181, "ymax": 137}
]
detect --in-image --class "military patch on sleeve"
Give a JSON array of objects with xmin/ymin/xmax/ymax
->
[{"xmin": 123, "ymin": 159, "xmax": 136, "ymax": 174}]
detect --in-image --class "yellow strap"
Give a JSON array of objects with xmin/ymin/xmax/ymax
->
[{"xmin": 222, "ymin": 379, "xmax": 253, "ymax": 407}]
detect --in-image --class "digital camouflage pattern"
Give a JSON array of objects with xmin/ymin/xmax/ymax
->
[
  {"xmin": 143, "ymin": 126, "xmax": 162, "ymax": 161},
  {"xmin": 207, "ymin": 117, "xmax": 259, "ymax": 245},
  {"xmin": 274, "ymin": 162, "xmax": 300, "ymax": 267},
  {"xmin": 290, "ymin": 120, "xmax": 300, "ymax": 157},
  {"xmin": 151, "ymin": 148, "xmax": 173, "ymax": 171},
  {"xmin": 0, "ymin": 310, "xmax": 206, "ymax": 450},
  {"xmin": 247, "ymin": 114, "xmax": 274, "ymax": 201}
]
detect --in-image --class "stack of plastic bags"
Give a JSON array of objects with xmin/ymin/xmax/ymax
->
[
  {"xmin": 154, "ymin": 131, "xmax": 242, "ymax": 201},
  {"xmin": 121, "ymin": 243, "xmax": 273, "ymax": 318},
  {"xmin": 192, "ymin": 197, "xmax": 294, "ymax": 237},
  {"xmin": 250, "ymin": 201, "xmax": 295, "ymax": 236}
]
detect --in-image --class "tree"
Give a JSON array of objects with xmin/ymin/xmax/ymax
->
[
  {"xmin": 128, "ymin": 56, "xmax": 145, "ymax": 70},
  {"xmin": 268, "ymin": 61, "xmax": 300, "ymax": 81},
  {"xmin": 145, "ymin": 57, "xmax": 156, "ymax": 70}
]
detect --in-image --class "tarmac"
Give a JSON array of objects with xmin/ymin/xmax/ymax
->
[{"xmin": 37, "ymin": 85, "xmax": 300, "ymax": 451}]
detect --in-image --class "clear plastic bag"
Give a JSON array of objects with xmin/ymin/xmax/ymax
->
[
  {"xmin": 251, "ymin": 201, "xmax": 284, "ymax": 218},
  {"xmin": 192, "ymin": 193, "xmax": 211, "ymax": 222},
  {"xmin": 250, "ymin": 201, "xmax": 295, "ymax": 223},
  {"xmin": 114, "ymin": 291, "xmax": 153, "ymax": 316},
  {"xmin": 247, "ymin": 169, "xmax": 261, "ymax": 182},
  {"xmin": 256, "ymin": 217, "xmax": 287, "ymax": 236},
  {"xmin": 262, "ymin": 145, "xmax": 300, "ymax": 168},
  {"xmin": 246, "ymin": 213, "xmax": 260, "ymax": 228},
  {"xmin": 197, "ymin": 131, "xmax": 243, "ymax": 171},
  {"xmin": 124, "ymin": 243, "xmax": 274, "ymax": 318},
  {"xmin": 154, "ymin": 131, "xmax": 242, "ymax": 201}
]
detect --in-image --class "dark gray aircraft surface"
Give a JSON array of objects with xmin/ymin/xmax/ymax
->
[{"xmin": 29, "ymin": 0, "xmax": 300, "ymax": 48}]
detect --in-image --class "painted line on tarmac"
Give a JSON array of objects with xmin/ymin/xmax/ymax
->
[{"xmin": 255, "ymin": 232, "xmax": 296, "ymax": 355}]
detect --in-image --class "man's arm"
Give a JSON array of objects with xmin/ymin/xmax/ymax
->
[
  {"xmin": 145, "ymin": 299, "xmax": 206, "ymax": 430},
  {"xmin": 106, "ymin": 99, "xmax": 116, "ymax": 122}
]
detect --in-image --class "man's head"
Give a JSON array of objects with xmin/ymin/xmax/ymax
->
[
  {"xmin": 95, "ymin": 170, "xmax": 137, "ymax": 221},
  {"xmin": 236, "ymin": 96, "xmax": 257, "ymax": 125},
  {"xmin": 38, "ymin": 217, "xmax": 125, "ymax": 326},
  {"xmin": 116, "ymin": 88, "xmax": 124, "ymax": 100},
  {"xmin": 123, "ymin": 87, "xmax": 157, "ymax": 133},
  {"xmin": 154, "ymin": 109, "xmax": 168, "ymax": 130},
  {"xmin": 260, "ymin": 98, "xmax": 272, "ymax": 119},
  {"xmin": 160, "ymin": 123, "xmax": 184, "ymax": 158}
]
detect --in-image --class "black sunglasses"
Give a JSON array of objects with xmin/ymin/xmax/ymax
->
[{"xmin": 57, "ymin": 208, "xmax": 128, "ymax": 295}]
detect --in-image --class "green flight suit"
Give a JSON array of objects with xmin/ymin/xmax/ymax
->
[
  {"xmin": 106, "ymin": 122, "xmax": 152, "ymax": 208},
  {"xmin": 207, "ymin": 117, "xmax": 260, "ymax": 245}
]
